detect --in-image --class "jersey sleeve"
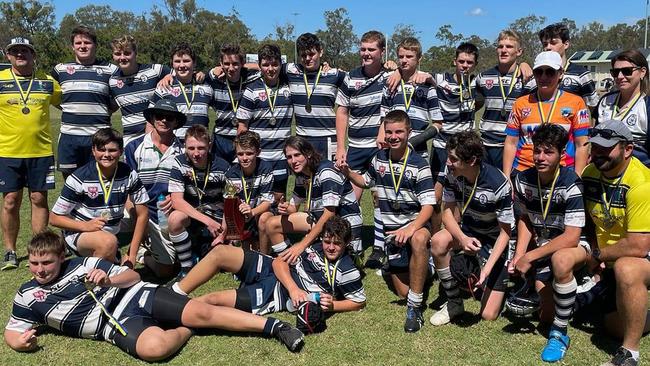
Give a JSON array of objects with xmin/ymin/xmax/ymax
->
[
  {"xmin": 415, "ymin": 164, "xmax": 436, "ymax": 205},
  {"xmin": 124, "ymin": 141, "xmax": 138, "ymax": 171},
  {"xmin": 571, "ymin": 97, "xmax": 591, "ymax": 138},
  {"xmin": 235, "ymin": 86, "xmax": 256, "ymax": 121},
  {"xmin": 319, "ymin": 168, "xmax": 345, "ymax": 208},
  {"xmin": 127, "ymin": 169, "xmax": 150, "ymax": 205},
  {"xmin": 380, "ymin": 85, "xmax": 391, "ymax": 118},
  {"xmin": 84, "ymin": 257, "xmax": 127, "ymax": 278},
  {"xmin": 6, "ymin": 290, "xmax": 40, "ymax": 333},
  {"xmin": 442, "ymin": 174, "xmax": 457, "ymax": 204},
  {"xmin": 505, "ymin": 98, "xmax": 524, "ymax": 137},
  {"xmin": 167, "ymin": 158, "xmax": 186, "ymax": 193},
  {"xmin": 362, "ymin": 156, "xmax": 378, "ymax": 187},
  {"xmin": 50, "ymin": 77, "xmax": 62, "ymax": 107},
  {"xmin": 495, "ymin": 176, "xmax": 515, "ymax": 225},
  {"xmin": 52, "ymin": 174, "xmax": 84, "ymax": 216},
  {"xmin": 335, "ymin": 73, "xmax": 352, "ymax": 107},
  {"xmin": 335, "ymin": 265, "xmax": 366, "ymax": 303},
  {"xmin": 512, "ymin": 174, "xmax": 529, "ymax": 217},
  {"xmin": 427, "ymin": 86, "xmax": 443, "ymax": 122},
  {"xmin": 563, "ymin": 177, "xmax": 586, "ymax": 228},
  {"xmin": 626, "ymin": 181, "xmax": 650, "ymax": 233}
]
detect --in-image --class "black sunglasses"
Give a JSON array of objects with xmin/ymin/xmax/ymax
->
[
  {"xmin": 589, "ymin": 128, "xmax": 626, "ymax": 139},
  {"xmin": 610, "ymin": 66, "xmax": 641, "ymax": 77},
  {"xmin": 154, "ymin": 113, "xmax": 177, "ymax": 121},
  {"xmin": 533, "ymin": 68, "xmax": 558, "ymax": 78}
]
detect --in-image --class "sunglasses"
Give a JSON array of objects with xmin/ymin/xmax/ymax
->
[
  {"xmin": 610, "ymin": 66, "xmax": 641, "ymax": 77},
  {"xmin": 533, "ymin": 68, "xmax": 558, "ymax": 78},
  {"xmin": 588, "ymin": 128, "xmax": 626, "ymax": 139},
  {"xmin": 154, "ymin": 113, "xmax": 177, "ymax": 121}
]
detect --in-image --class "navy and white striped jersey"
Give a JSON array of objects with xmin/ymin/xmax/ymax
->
[
  {"xmin": 225, "ymin": 158, "xmax": 274, "ymax": 208},
  {"xmin": 236, "ymin": 78, "xmax": 293, "ymax": 162},
  {"xmin": 443, "ymin": 162, "xmax": 514, "ymax": 257},
  {"xmin": 52, "ymin": 161, "xmax": 149, "ymax": 234},
  {"xmin": 209, "ymin": 68, "xmax": 260, "ymax": 138},
  {"xmin": 513, "ymin": 167, "xmax": 585, "ymax": 241},
  {"xmin": 285, "ymin": 63, "xmax": 345, "ymax": 138},
  {"xmin": 335, "ymin": 67, "xmax": 387, "ymax": 149},
  {"xmin": 475, "ymin": 65, "xmax": 535, "ymax": 147},
  {"xmin": 149, "ymin": 79, "xmax": 214, "ymax": 140},
  {"xmin": 52, "ymin": 61, "xmax": 118, "ymax": 136},
  {"xmin": 596, "ymin": 91, "xmax": 650, "ymax": 165},
  {"xmin": 363, "ymin": 148, "xmax": 436, "ymax": 230},
  {"xmin": 291, "ymin": 242, "xmax": 366, "ymax": 303},
  {"xmin": 381, "ymin": 75, "xmax": 443, "ymax": 155},
  {"xmin": 109, "ymin": 63, "xmax": 170, "ymax": 143},
  {"xmin": 561, "ymin": 62, "xmax": 598, "ymax": 108},
  {"xmin": 124, "ymin": 133, "xmax": 184, "ymax": 222},
  {"xmin": 168, "ymin": 154, "xmax": 230, "ymax": 221},
  {"xmin": 432, "ymin": 72, "xmax": 477, "ymax": 149},
  {"xmin": 6, "ymin": 257, "xmax": 127, "ymax": 339},
  {"xmin": 291, "ymin": 160, "xmax": 363, "ymax": 247}
]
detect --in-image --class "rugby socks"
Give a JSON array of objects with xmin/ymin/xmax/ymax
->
[
  {"xmin": 407, "ymin": 289, "xmax": 423, "ymax": 309},
  {"xmin": 626, "ymin": 348, "xmax": 640, "ymax": 361},
  {"xmin": 271, "ymin": 241, "xmax": 289, "ymax": 254},
  {"xmin": 373, "ymin": 207, "xmax": 385, "ymax": 251},
  {"xmin": 437, "ymin": 266, "xmax": 462, "ymax": 306},
  {"xmin": 263, "ymin": 317, "xmax": 281, "ymax": 336},
  {"xmin": 552, "ymin": 277, "xmax": 577, "ymax": 331},
  {"xmin": 171, "ymin": 282, "xmax": 187, "ymax": 296},
  {"xmin": 169, "ymin": 231, "xmax": 193, "ymax": 271}
]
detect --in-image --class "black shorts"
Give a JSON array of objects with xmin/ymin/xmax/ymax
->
[
  {"xmin": 478, "ymin": 255, "xmax": 509, "ymax": 292},
  {"xmin": 234, "ymin": 250, "xmax": 282, "ymax": 314},
  {"xmin": 57, "ymin": 134, "xmax": 93, "ymax": 174},
  {"xmin": 112, "ymin": 286, "xmax": 190, "ymax": 358},
  {"xmin": 0, "ymin": 156, "xmax": 55, "ymax": 192}
]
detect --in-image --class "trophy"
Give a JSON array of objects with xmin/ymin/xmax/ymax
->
[{"xmin": 223, "ymin": 181, "xmax": 251, "ymax": 241}]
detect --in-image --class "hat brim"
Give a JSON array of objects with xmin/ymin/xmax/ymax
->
[
  {"xmin": 5, "ymin": 43, "xmax": 35, "ymax": 54},
  {"xmin": 143, "ymin": 107, "xmax": 187, "ymax": 129},
  {"xmin": 586, "ymin": 136, "xmax": 620, "ymax": 148}
]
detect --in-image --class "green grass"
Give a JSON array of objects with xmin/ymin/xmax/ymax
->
[{"xmin": 0, "ymin": 108, "xmax": 644, "ymax": 365}]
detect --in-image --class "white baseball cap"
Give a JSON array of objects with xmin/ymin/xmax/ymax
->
[{"xmin": 533, "ymin": 51, "xmax": 562, "ymax": 70}]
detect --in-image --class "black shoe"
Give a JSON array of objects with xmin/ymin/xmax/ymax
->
[
  {"xmin": 602, "ymin": 347, "xmax": 638, "ymax": 366},
  {"xmin": 365, "ymin": 247, "xmax": 384, "ymax": 269},
  {"xmin": 404, "ymin": 306, "xmax": 424, "ymax": 333},
  {"xmin": 273, "ymin": 321, "xmax": 304, "ymax": 352}
]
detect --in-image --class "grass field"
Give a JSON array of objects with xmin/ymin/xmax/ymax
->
[{"xmin": 0, "ymin": 108, "xmax": 645, "ymax": 365}]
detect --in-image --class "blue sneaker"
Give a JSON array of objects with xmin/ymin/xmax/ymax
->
[{"xmin": 541, "ymin": 329, "xmax": 570, "ymax": 362}]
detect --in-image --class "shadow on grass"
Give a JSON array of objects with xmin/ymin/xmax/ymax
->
[{"xmin": 501, "ymin": 312, "xmax": 538, "ymax": 334}]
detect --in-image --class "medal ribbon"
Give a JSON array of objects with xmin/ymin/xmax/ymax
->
[
  {"xmin": 305, "ymin": 175, "xmax": 313, "ymax": 213},
  {"xmin": 240, "ymin": 172, "xmax": 251, "ymax": 204},
  {"xmin": 498, "ymin": 64, "xmax": 520, "ymax": 104},
  {"xmin": 536, "ymin": 168, "xmax": 560, "ymax": 231},
  {"xmin": 225, "ymin": 79, "xmax": 242, "ymax": 113},
  {"xmin": 461, "ymin": 168, "xmax": 480, "ymax": 218},
  {"xmin": 400, "ymin": 79, "xmax": 415, "ymax": 111},
  {"xmin": 303, "ymin": 66, "xmax": 322, "ymax": 105},
  {"xmin": 388, "ymin": 147, "xmax": 410, "ymax": 197},
  {"xmin": 95, "ymin": 163, "xmax": 116, "ymax": 206},
  {"xmin": 459, "ymin": 73, "xmax": 472, "ymax": 104},
  {"xmin": 613, "ymin": 92, "xmax": 642, "ymax": 120},
  {"xmin": 10, "ymin": 70, "xmax": 34, "ymax": 109},
  {"xmin": 263, "ymin": 82, "xmax": 279, "ymax": 119},
  {"xmin": 323, "ymin": 256, "xmax": 340, "ymax": 290},
  {"xmin": 190, "ymin": 162, "xmax": 210, "ymax": 204},
  {"xmin": 536, "ymin": 89, "xmax": 561, "ymax": 125},
  {"xmin": 599, "ymin": 167, "xmax": 628, "ymax": 222},
  {"xmin": 84, "ymin": 281, "xmax": 128, "ymax": 336},
  {"xmin": 178, "ymin": 79, "xmax": 195, "ymax": 111}
]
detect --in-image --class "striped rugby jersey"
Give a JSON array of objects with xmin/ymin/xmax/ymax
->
[
  {"xmin": 513, "ymin": 166, "xmax": 586, "ymax": 241},
  {"xmin": 596, "ymin": 91, "xmax": 650, "ymax": 166},
  {"xmin": 381, "ymin": 74, "xmax": 443, "ymax": 156},
  {"xmin": 475, "ymin": 65, "xmax": 535, "ymax": 147},
  {"xmin": 209, "ymin": 68, "xmax": 260, "ymax": 138},
  {"xmin": 7, "ymin": 257, "xmax": 128, "ymax": 339},
  {"xmin": 363, "ymin": 148, "xmax": 436, "ymax": 230},
  {"xmin": 443, "ymin": 162, "xmax": 514, "ymax": 258},
  {"xmin": 432, "ymin": 72, "xmax": 477, "ymax": 149},
  {"xmin": 336, "ymin": 67, "xmax": 387, "ymax": 149},
  {"xmin": 236, "ymin": 78, "xmax": 293, "ymax": 162},
  {"xmin": 124, "ymin": 133, "xmax": 184, "ymax": 222},
  {"xmin": 168, "ymin": 154, "xmax": 230, "ymax": 221},
  {"xmin": 52, "ymin": 161, "xmax": 149, "ymax": 234},
  {"xmin": 285, "ymin": 63, "xmax": 345, "ymax": 138},
  {"xmin": 52, "ymin": 60, "xmax": 118, "ymax": 136},
  {"xmin": 109, "ymin": 63, "xmax": 171, "ymax": 143},
  {"xmin": 225, "ymin": 158, "xmax": 274, "ymax": 208},
  {"xmin": 149, "ymin": 79, "xmax": 214, "ymax": 140},
  {"xmin": 290, "ymin": 242, "xmax": 366, "ymax": 303}
]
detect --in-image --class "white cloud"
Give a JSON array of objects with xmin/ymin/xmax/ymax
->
[{"xmin": 467, "ymin": 7, "xmax": 484, "ymax": 16}]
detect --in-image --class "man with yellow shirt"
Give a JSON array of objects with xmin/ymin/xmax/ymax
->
[
  {"xmin": 0, "ymin": 37, "xmax": 61, "ymax": 270},
  {"xmin": 582, "ymin": 120, "xmax": 650, "ymax": 366}
]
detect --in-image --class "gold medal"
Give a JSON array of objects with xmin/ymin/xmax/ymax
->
[
  {"xmin": 269, "ymin": 116, "xmax": 276, "ymax": 126},
  {"xmin": 392, "ymin": 201, "xmax": 400, "ymax": 210},
  {"xmin": 10, "ymin": 70, "xmax": 34, "ymax": 116},
  {"xmin": 303, "ymin": 66, "xmax": 321, "ymax": 114},
  {"xmin": 100, "ymin": 210, "xmax": 111, "ymax": 220},
  {"xmin": 21, "ymin": 106, "xmax": 30, "ymax": 114},
  {"xmin": 305, "ymin": 102, "xmax": 312, "ymax": 113}
]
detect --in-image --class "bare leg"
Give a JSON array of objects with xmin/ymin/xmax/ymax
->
[
  {"xmin": 1, "ymin": 191, "xmax": 22, "ymax": 252},
  {"xmin": 611, "ymin": 257, "xmax": 650, "ymax": 351},
  {"xmin": 480, "ymin": 287, "xmax": 505, "ymax": 321},
  {"xmin": 408, "ymin": 228, "xmax": 431, "ymax": 295},
  {"xmin": 178, "ymin": 244, "xmax": 245, "ymax": 294},
  {"xmin": 76, "ymin": 231, "xmax": 119, "ymax": 262},
  {"xmin": 29, "ymin": 190, "xmax": 49, "ymax": 234},
  {"xmin": 135, "ymin": 326, "xmax": 193, "ymax": 362}
]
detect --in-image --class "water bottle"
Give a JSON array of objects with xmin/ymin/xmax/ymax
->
[
  {"xmin": 157, "ymin": 194, "xmax": 168, "ymax": 232},
  {"xmin": 285, "ymin": 292, "xmax": 321, "ymax": 313}
]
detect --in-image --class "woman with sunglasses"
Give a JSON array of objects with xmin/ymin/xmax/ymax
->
[{"xmin": 596, "ymin": 49, "xmax": 650, "ymax": 166}]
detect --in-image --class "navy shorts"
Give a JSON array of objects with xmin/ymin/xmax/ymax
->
[
  {"xmin": 57, "ymin": 134, "xmax": 93, "ymax": 174},
  {"xmin": 385, "ymin": 224, "xmax": 432, "ymax": 273},
  {"xmin": 347, "ymin": 146, "xmax": 378, "ymax": 173},
  {"xmin": 484, "ymin": 146, "xmax": 504, "ymax": 170},
  {"xmin": 0, "ymin": 156, "xmax": 55, "ymax": 192},
  {"xmin": 299, "ymin": 135, "xmax": 337, "ymax": 162},
  {"xmin": 478, "ymin": 254, "xmax": 509, "ymax": 292},
  {"xmin": 265, "ymin": 159, "xmax": 288, "ymax": 194},
  {"xmin": 234, "ymin": 250, "xmax": 284, "ymax": 314},
  {"xmin": 212, "ymin": 134, "xmax": 236, "ymax": 163},
  {"xmin": 430, "ymin": 147, "xmax": 448, "ymax": 184}
]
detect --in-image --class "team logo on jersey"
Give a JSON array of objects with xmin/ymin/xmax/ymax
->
[
  {"xmin": 233, "ymin": 182, "xmax": 242, "ymax": 192},
  {"xmin": 66, "ymin": 65, "xmax": 76, "ymax": 75},
  {"xmin": 354, "ymin": 81, "xmax": 363, "ymax": 90},
  {"xmin": 515, "ymin": 81, "xmax": 522, "ymax": 89},
  {"xmin": 140, "ymin": 75, "xmax": 148, "ymax": 83},
  {"xmin": 561, "ymin": 107, "xmax": 573, "ymax": 117},
  {"xmin": 33, "ymin": 290, "xmax": 47, "ymax": 302},
  {"xmin": 283, "ymin": 89, "xmax": 290, "ymax": 98},
  {"xmin": 116, "ymin": 79, "xmax": 124, "ymax": 89},
  {"xmin": 96, "ymin": 68, "xmax": 103, "ymax": 75},
  {"xmin": 485, "ymin": 79, "xmax": 494, "ymax": 89},
  {"xmin": 521, "ymin": 108, "xmax": 531, "ymax": 118},
  {"xmin": 416, "ymin": 88, "xmax": 425, "ymax": 99},
  {"xmin": 562, "ymin": 77, "xmax": 572, "ymax": 87},
  {"xmin": 87, "ymin": 186, "xmax": 99, "ymax": 199},
  {"xmin": 626, "ymin": 114, "xmax": 638, "ymax": 127},
  {"xmin": 170, "ymin": 87, "xmax": 180, "ymax": 97},
  {"xmin": 258, "ymin": 91, "xmax": 268, "ymax": 101},
  {"xmin": 404, "ymin": 170, "xmax": 413, "ymax": 180},
  {"xmin": 578, "ymin": 110, "xmax": 589, "ymax": 124},
  {"xmin": 478, "ymin": 194, "xmax": 487, "ymax": 205},
  {"xmin": 524, "ymin": 188, "xmax": 533, "ymax": 201},
  {"xmin": 378, "ymin": 165, "xmax": 386, "ymax": 177},
  {"xmin": 308, "ymin": 252, "xmax": 316, "ymax": 261}
]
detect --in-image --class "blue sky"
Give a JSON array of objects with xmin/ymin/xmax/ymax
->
[{"xmin": 51, "ymin": 0, "xmax": 647, "ymax": 50}]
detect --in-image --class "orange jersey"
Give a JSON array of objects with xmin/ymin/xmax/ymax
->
[{"xmin": 506, "ymin": 90, "xmax": 590, "ymax": 171}]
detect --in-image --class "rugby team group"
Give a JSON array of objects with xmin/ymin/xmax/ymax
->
[{"xmin": 0, "ymin": 21, "xmax": 649, "ymax": 365}]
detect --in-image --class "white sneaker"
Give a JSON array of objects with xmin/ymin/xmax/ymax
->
[{"xmin": 430, "ymin": 301, "xmax": 464, "ymax": 326}]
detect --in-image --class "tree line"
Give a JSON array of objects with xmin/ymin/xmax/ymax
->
[{"xmin": 1, "ymin": 0, "xmax": 646, "ymax": 73}]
